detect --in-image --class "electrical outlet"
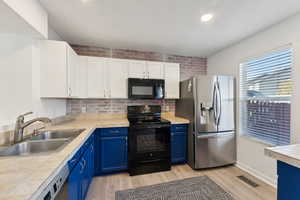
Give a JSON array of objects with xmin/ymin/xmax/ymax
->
[
  {"xmin": 165, "ymin": 105, "xmax": 170, "ymax": 112},
  {"xmin": 81, "ymin": 105, "xmax": 87, "ymax": 113}
]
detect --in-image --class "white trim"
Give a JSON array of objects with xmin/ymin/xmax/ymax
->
[
  {"xmin": 235, "ymin": 161, "xmax": 277, "ymax": 188},
  {"xmin": 240, "ymin": 135, "xmax": 276, "ymax": 147}
]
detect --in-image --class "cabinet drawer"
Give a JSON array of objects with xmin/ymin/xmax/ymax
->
[
  {"xmin": 171, "ymin": 124, "xmax": 188, "ymax": 133},
  {"xmin": 100, "ymin": 128, "xmax": 128, "ymax": 137}
]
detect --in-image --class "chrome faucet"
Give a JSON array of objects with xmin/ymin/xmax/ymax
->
[{"xmin": 13, "ymin": 112, "xmax": 52, "ymax": 144}]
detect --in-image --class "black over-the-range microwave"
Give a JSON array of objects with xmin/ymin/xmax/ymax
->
[{"xmin": 128, "ymin": 78, "xmax": 165, "ymax": 99}]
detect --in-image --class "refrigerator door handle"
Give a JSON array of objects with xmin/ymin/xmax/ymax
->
[
  {"xmin": 216, "ymin": 81, "xmax": 222, "ymax": 125},
  {"xmin": 212, "ymin": 82, "xmax": 218, "ymax": 125}
]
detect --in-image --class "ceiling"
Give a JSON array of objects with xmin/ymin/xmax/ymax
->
[{"xmin": 40, "ymin": 0, "xmax": 300, "ymax": 57}]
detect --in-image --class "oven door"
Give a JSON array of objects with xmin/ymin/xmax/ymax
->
[
  {"xmin": 129, "ymin": 124, "xmax": 171, "ymax": 162},
  {"xmin": 128, "ymin": 78, "xmax": 164, "ymax": 99}
]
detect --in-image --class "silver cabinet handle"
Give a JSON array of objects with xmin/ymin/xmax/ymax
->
[
  {"xmin": 110, "ymin": 130, "xmax": 120, "ymax": 134},
  {"xmin": 70, "ymin": 158, "xmax": 77, "ymax": 164},
  {"xmin": 80, "ymin": 161, "xmax": 84, "ymax": 173},
  {"xmin": 82, "ymin": 158, "xmax": 86, "ymax": 168}
]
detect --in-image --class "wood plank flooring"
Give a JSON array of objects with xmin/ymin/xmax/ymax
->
[{"xmin": 86, "ymin": 164, "xmax": 276, "ymax": 200}]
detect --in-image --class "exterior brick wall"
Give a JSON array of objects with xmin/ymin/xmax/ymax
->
[{"xmin": 67, "ymin": 45, "xmax": 207, "ymax": 114}]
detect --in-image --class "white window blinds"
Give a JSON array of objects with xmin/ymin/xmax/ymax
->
[{"xmin": 240, "ymin": 48, "xmax": 292, "ymax": 146}]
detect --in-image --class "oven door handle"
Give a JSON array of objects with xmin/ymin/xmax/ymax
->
[
  {"xmin": 140, "ymin": 159, "xmax": 163, "ymax": 163},
  {"xmin": 131, "ymin": 124, "xmax": 171, "ymax": 129}
]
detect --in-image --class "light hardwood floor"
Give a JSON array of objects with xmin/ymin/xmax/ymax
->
[{"xmin": 86, "ymin": 165, "xmax": 276, "ymax": 200}]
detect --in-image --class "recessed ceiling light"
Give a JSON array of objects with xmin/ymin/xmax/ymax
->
[
  {"xmin": 201, "ymin": 13, "xmax": 214, "ymax": 23},
  {"xmin": 81, "ymin": 0, "xmax": 92, "ymax": 3}
]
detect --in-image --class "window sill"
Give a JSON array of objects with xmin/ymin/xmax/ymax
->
[{"xmin": 240, "ymin": 135, "xmax": 277, "ymax": 147}]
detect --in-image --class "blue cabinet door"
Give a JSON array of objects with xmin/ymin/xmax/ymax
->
[
  {"xmin": 81, "ymin": 149, "xmax": 90, "ymax": 200},
  {"xmin": 68, "ymin": 161, "xmax": 83, "ymax": 200},
  {"xmin": 171, "ymin": 132, "xmax": 187, "ymax": 164},
  {"xmin": 171, "ymin": 124, "xmax": 188, "ymax": 165},
  {"xmin": 94, "ymin": 134, "xmax": 102, "ymax": 175},
  {"xmin": 100, "ymin": 136, "xmax": 128, "ymax": 174},
  {"xmin": 277, "ymin": 161, "xmax": 300, "ymax": 200},
  {"xmin": 88, "ymin": 141, "xmax": 95, "ymax": 186},
  {"xmin": 68, "ymin": 132, "xmax": 95, "ymax": 200}
]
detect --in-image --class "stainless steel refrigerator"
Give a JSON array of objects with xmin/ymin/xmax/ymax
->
[{"xmin": 176, "ymin": 75, "xmax": 236, "ymax": 169}]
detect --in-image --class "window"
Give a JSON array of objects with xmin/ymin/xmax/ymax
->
[{"xmin": 240, "ymin": 48, "xmax": 292, "ymax": 146}]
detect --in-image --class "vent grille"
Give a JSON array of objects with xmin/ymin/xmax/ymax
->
[{"xmin": 237, "ymin": 176, "xmax": 259, "ymax": 187}]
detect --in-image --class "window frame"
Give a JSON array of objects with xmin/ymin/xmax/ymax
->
[{"xmin": 238, "ymin": 47, "xmax": 293, "ymax": 146}]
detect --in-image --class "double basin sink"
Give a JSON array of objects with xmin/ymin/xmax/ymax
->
[{"xmin": 0, "ymin": 129, "xmax": 85, "ymax": 157}]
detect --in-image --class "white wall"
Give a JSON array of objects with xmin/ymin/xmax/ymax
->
[
  {"xmin": 2, "ymin": 0, "xmax": 48, "ymax": 38},
  {"xmin": 0, "ymin": 34, "xmax": 66, "ymax": 131},
  {"xmin": 208, "ymin": 13, "xmax": 300, "ymax": 186},
  {"xmin": 48, "ymin": 26, "xmax": 63, "ymax": 41}
]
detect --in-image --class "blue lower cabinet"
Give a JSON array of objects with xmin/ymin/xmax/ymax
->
[
  {"xmin": 171, "ymin": 132, "xmax": 187, "ymax": 164},
  {"xmin": 94, "ymin": 128, "xmax": 128, "ymax": 175},
  {"xmin": 68, "ymin": 160, "xmax": 83, "ymax": 200},
  {"xmin": 81, "ymin": 150, "xmax": 90, "ymax": 200},
  {"xmin": 277, "ymin": 161, "xmax": 300, "ymax": 200},
  {"xmin": 95, "ymin": 134, "xmax": 102, "ymax": 175},
  {"xmin": 68, "ymin": 133, "xmax": 95, "ymax": 200},
  {"xmin": 171, "ymin": 124, "xmax": 188, "ymax": 164},
  {"xmin": 88, "ymin": 141, "xmax": 95, "ymax": 185},
  {"xmin": 100, "ymin": 136, "xmax": 128, "ymax": 174}
]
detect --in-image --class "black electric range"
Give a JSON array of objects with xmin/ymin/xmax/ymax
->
[{"xmin": 127, "ymin": 105, "xmax": 171, "ymax": 176}]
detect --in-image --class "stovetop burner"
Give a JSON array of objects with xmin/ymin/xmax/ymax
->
[{"xmin": 127, "ymin": 105, "xmax": 170, "ymax": 125}]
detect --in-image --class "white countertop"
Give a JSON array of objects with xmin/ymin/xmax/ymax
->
[
  {"xmin": 0, "ymin": 114, "xmax": 189, "ymax": 200},
  {"xmin": 265, "ymin": 144, "xmax": 300, "ymax": 168}
]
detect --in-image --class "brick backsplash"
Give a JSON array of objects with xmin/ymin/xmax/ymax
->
[
  {"xmin": 68, "ymin": 45, "xmax": 207, "ymax": 115},
  {"xmin": 67, "ymin": 99, "xmax": 175, "ymax": 114}
]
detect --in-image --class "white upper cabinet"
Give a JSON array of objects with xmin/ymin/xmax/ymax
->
[
  {"xmin": 128, "ymin": 60, "xmax": 164, "ymax": 80},
  {"xmin": 67, "ymin": 47, "xmax": 79, "ymax": 98},
  {"xmin": 40, "ymin": 40, "xmax": 78, "ymax": 98},
  {"xmin": 1, "ymin": 0, "xmax": 48, "ymax": 38},
  {"xmin": 146, "ymin": 61, "xmax": 164, "ymax": 79},
  {"xmin": 87, "ymin": 57, "xmax": 107, "ymax": 98},
  {"xmin": 107, "ymin": 59, "xmax": 129, "ymax": 99},
  {"xmin": 164, "ymin": 63, "xmax": 180, "ymax": 99},
  {"xmin": 128, "ymin": 60, "xmax": 147, "ymax": 79},
  {"xmin": 40, "ymin": 44, "xmax": 180, "ymax": 100},
  {"xmin": 77, "ymin": 56, "xmax": 88, "ymax": 98},
  {"xmin": 87, "ymin": 57, "xmax": 128, "ymax": 99}
]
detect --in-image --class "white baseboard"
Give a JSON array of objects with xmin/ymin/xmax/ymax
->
[{"xmin": 235, "ymin": 162, "xmax": 277, "ymax": 188}]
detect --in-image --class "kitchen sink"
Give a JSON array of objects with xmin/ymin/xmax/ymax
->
[
  {"xmin": 0, "ymin": 139, "xmax": 69, "ymax": 156},
  {"xmin": 29, "ymin": 129, "xmax": 85, "ymax": 141},
  {"xmin": 0, "ymin": 129, "xmax": 85, "ymax": 157}
]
